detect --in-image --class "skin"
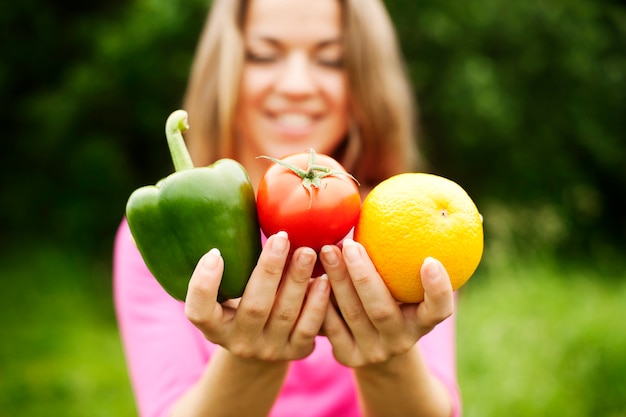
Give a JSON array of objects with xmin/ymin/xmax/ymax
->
[{"xmin": 171, "ymin": 0, "xmax": 455, "ymax": 416}]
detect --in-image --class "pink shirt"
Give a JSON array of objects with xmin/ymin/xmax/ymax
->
[{"xmin": 114, "ymin": 220, "xmax": 461, "ymax": 417}]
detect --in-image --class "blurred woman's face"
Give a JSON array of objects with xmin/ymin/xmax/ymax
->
[{"xmin": 236, "ymin": 0, "xmax": 349, "ymax": 172}]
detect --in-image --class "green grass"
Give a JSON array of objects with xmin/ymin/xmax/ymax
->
[
  {"xmin": 457, "ymin": 258, "xmax": 626, "ymax": 417},
  {"xmin": 0, "ymin": 244, "xmax": 136, "ymax": 416},
  {"xmin": 1, "ymin": 243, "xmax": 625, "ymax": 416}
]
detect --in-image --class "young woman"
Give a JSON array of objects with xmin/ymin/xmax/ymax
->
[{"xmin": 114, "ymin": 0, "xmax": 461, "ymax": 416}]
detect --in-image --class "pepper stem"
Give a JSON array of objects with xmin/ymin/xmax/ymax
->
[{"xmin": 165, "ymin": 110, "xmax": 194, "ymax": 171}]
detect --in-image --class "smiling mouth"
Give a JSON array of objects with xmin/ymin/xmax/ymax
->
[{"xmin": 275, "ymin": 113, "xmax": 315, "ymax": 129}]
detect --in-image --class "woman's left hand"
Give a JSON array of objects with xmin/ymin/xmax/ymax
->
[{"xmin": 318, "ymin": 239, "xmax": 454, "ymax": 368}]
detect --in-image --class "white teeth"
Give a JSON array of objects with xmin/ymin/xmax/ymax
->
[{"xmin": 276, "ymin": 113, "xmax": 312, "ymax": 128}]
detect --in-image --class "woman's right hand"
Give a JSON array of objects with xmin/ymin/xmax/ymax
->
[{"xmin": 184, "ymin": 231, "xmax": 331, "ymax": 362}]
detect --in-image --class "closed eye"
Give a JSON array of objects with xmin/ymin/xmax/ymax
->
[
  {"xmin": 316, "ymin": 58, "xmax": 344, "ymax": 68},
  {"xmin": 315, "ymin": 39, "xmax": 344, "ymax": 69},
  {"xmin": 245, "ymin": 51, "xmax": 279, "ymax": 64}
]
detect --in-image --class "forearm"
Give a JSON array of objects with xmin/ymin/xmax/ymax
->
[
  {"xmin": 354, "ymin": 345, "xmax": 452, "ymax": 417},
  {"xmin": 169, "ymin": 347, "xmax": 289, "ymax": 417}
]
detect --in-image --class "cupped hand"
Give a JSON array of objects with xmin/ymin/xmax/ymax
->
[
  {"xmin": 319, "ymin": 239, "xmax": 454, "ymax": 368},
  {"xmin": 184, "ymin": 232, "xmax": 331, "ymax": 362}
]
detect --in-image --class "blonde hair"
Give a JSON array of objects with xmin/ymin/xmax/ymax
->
[{"xmin": 183, "ymin": 0, "xmax": 419, "ymax": 186}]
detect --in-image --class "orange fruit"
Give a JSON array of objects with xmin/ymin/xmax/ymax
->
[{"xmin": 354, "ymin": 173, "xmax": 483, "ymax": 303}]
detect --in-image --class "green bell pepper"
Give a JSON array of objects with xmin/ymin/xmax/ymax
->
[{"xmin": 125, "ymin": 110, "xmax": 261, "ymax": 301}]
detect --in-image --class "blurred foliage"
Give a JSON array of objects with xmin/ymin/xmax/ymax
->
[
  {"xmin": 388, "ymin": 0, "xmax": 626, "ymax": 258},
  {"xmin": 1, "ymin": 0, "xmax": 209, "ymax": 257},
  {"xmin": 1, "ymin": 0, "xmax": 625, "ymax": 261}
]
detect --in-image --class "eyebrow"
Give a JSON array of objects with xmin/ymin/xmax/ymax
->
[{"xmin": 247, "ymin": 35, "xmax": 343, "ymax": 49}]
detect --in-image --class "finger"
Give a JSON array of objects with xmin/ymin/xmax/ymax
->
[
  {"xmin": 290, "ymin": 274, "xmax": 331, "ymax": 354},
  {"xmin": 319, "ymin": 244, "xmax": 376, "ymax": 337},
  {"xmin": 321, "ymin": 298, "xmax": 357, "ymax": 366},
  {"xmin": 321, "ymin": 295, "xmax": 352, "ymax": 344},
  {"xmin": 185, "ymin": 249, "xmax": 226, "ymax": 335},
  {"xmin": 234, "ymin": 231, "xmax": 290, "ymax": 333},
  {"xmin": 340, "ymin": 239, "xmax": 403, "ymax": 335},
  {"xmin": 416, "ymin": 257, "xmax": 454, "ymax": 329},
  {"xmin": 265, "ymin": 246, "xmax": 317, "ymax": 338}
]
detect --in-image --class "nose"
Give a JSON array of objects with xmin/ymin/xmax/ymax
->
[{"xmin": 275, "ymin": 52, "xmax": 316, "ymax": 98}]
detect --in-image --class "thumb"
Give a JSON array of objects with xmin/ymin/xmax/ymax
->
[
  {"xmin": 418, "ymin": 257, "xmax": 454, "ymax": 325},
  {"xmin": 185, "ymin": 248, "xmax": 224, "ymax": 325}
]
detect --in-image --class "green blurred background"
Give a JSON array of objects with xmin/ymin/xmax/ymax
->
[{"xmin": 1, "ymin": 0, "xmax": 625, "ymax": 415}]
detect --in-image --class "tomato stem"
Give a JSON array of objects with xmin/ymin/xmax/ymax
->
[
  {"xmin": 258, "ymin": 149, "xmax": 359, "ymax": 185},
  {"xmin": 257, "ymin": 148, "xmax": 359, "ymax": 206}
]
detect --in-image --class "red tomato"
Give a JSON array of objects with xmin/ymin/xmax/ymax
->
[{"xmin": 256, "ymin": 149, "xmax": 361, "ymax": 252}]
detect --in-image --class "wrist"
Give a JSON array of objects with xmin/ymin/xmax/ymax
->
[
  {"xmin": 355, "ymin": 346, "xmax": 418, "ymax": 379},
  {"xmin": 171, "ymin": 347, "xmax": 290, "ymax": 417},
  {"xmin": 353, "ymin": 346, "xmax": 453, "ymax": 417},
  {"xmin": 221, "ymin": 347, "xmax": 291, "ymax": 374}
]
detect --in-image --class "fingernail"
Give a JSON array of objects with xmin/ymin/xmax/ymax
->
[
  {"xmin": 321, "ymin": 245, "xmax": 339, "ymax": 267},
  {"xmin": 318, "ymin": 274, "xmax": 329, "ymax": 292},
  {"xmin": 422, "ymin": 257, "xmax": 441, "ymax": 281},
  {"xmin": 342, "ymin": 239, "xmax": 360, "ymax": 263},
  {"xmin": 270, "ymin": 231, "xmax": 289, "ymax": 255},
  {"xmin": 203, "ymin": 248, "xmax": 221, "ymax": 270},
  {"xmin": 297, "ymin": 247, "xmax": 316, "ymax": 267}
]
